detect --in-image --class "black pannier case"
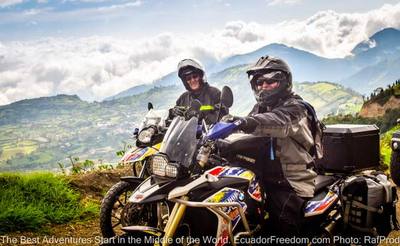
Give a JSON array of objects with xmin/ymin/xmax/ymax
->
[{"xmin": 316, "ymin": 124, "xmax": 380, "ymax": 173}]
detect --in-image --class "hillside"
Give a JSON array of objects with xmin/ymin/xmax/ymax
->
[
  {"xmin": 359, "ymin": 80, "xmax": 400, "ymax": 117},
  {"xmin": 0, "ymin": 87, "xmax": 179, "ymax": 172},
  {"xmin": 359, "ymin": 96, "xmax": 400, "ymax": 118},
  {"xmin": 0, "ymin": 76, "xmax": 362, "ymax": 172},
  {"xmin": 323, "ymin": 80, "xmax": 400, "ymax": 137}
]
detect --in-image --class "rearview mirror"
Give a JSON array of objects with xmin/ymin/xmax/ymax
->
[{"xmin": 220, "ymin": 86, "xmax": 233, "ymax": 108}]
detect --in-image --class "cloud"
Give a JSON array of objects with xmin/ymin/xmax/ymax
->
[
  {"xmin": 267, "ymin": 0, "xmax": 303, "ymax": 6},
  {"xmin": 64, "ymin": 0, "xmax": 141, "ymax": 4},
  {"xmin": 65, "ymin": 0, "xmax": 121, "ymax": 2},
  {"xmin": 276, "ymin": 4, "xmax": 400, "ymax": 57},
  {"xmin": 0, "ymin": 0, "xmax": 24, "ymax": 8},
  {"xmin": 222, "ymin": 21, "xmax": 264, "ymax": 43},
  {"xmin": 216, "ymin": 2, "xmax": 400, "ymax": 58},
  {"xmin": 0, "ymin": 35, "xmax": 184, "ymax": 104},
  {"xmin": 96, "ymin": 1, "xmax": 142, "ymax": 12},
  {"xmin": 1, "ymin": 2, "xmax": 400, "ymax": 105}
]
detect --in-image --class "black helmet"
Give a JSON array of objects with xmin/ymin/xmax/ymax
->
[
  {"xmin": 177, "ymin": 59, "xmax": 206, "ymax": 91},
  {"xmin": 246, "ymin": 56, "xmax": 292, "ymax": 107}
]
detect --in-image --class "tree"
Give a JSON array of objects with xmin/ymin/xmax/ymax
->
[{"xmin": 370, "ymin": 92, "xmax": 375, "ymax": 99}]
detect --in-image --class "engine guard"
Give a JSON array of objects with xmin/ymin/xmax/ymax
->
[{"xmin": 121, "ymin": 225, "xmax": 164, "ymax": 237}]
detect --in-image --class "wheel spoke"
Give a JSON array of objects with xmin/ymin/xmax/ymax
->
[
  {"xmin": 112, "ymin": 221, "xmax": 121, "ymax": 228},
  {"xmin": 116, "ymin": 198, "xmax": 124, "ymax": 207},
  {"xmin": 112, "ymin": 212, "xmax": 121, "ymax": 220}
]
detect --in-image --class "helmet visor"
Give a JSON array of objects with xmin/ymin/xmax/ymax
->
[
  {"xmin": 184, "ymin": 72, "xmax": 201, "ymax": 82},
  {"xmin": 181, "ymin": 67, "xmax": 196, "ymax": 75},
  {"xmin": 250, "ymin": 71, "xmax": 286, "ymax": 87}
]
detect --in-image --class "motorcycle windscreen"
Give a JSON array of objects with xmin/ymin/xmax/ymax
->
[
  {"xmin": 139, "ymin": 109, "xmax": 170, "ymax": 130},
  {"xmin": 160, "ymin": 116, "xmax": 198, "ymax": 168}
]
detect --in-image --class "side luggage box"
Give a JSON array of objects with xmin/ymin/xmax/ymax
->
[{"xmin": 316, "ymin": 124, "xmax": 380, "ymax": 173}]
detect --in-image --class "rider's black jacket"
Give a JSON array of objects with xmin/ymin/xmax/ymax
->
[
  {"xmin": 175, "ymin": 83, "xmax": 226, "ymax": 124},
  {"xmin": 176, "ymin": 82, "xmax": 220, "ymax": 107}
]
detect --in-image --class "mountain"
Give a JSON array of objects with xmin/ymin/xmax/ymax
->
[
  {"xmin": 104, "ymin": 84, "xmax": 154, "ymax": 101},
  {"xmin": 10, "ymin": 27, "xmax": 400, "ymax": 172},
  {"xmin": 216, "ymin": 43, "xmax": 354, "ymax": 83},
  {"xmin": 215, "ymin": 29, "xmax": 400, "ymax": 93},
  {"xmin": 109, "ymin": 28, "xmax": 400, "ymax": 100},
  {"xmin": 351, "ymin": 28, "xmax": 400, "ymax": 66},
  {"xmin": 0, "ymin": 88, "xmax": 180, "ymax": 172},
  {"xmin": 341, "ymin": 28, "xmax": 400, "ymax": 93},
  {"xmin": 342, "ymin": 56, "xmax": 400, "ymax": 93},
  {"xmin": 105, "ymin": 72, "xmax": 178, "ymax": 101},
  {"xmin": 0, "ymin": 64, "xmax": 363, "ymax": 172}
]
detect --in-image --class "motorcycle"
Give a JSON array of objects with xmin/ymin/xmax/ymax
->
[
  {"xmin": 100, "ymin": 100, "xmax": 224, "ymax": 239},
  {"xmin": 110, "ymin": 88, "xmax": 396, "ymax": 246},
  {"xmin": 115, "ymin": 87, "xmax": 344, "ymax": 246},
  {"xmin": 100, "ymin": 103, "xmax": 169, "ymax": 238}
]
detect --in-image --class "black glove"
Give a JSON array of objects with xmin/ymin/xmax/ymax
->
[
  {"xmin": 238, "ymin": 116, "xmax": 259, "ymax": 133},
  {"xmin": 221, "ymin": 114, "xmax": 238, "ymax": 123},
  {"xmin": 169, "ymin": 106, "xmax": 187, "ymax": 118},
  {"xmin": 221, "ymin": 115, "xmax": 258, "ymax": 133}
]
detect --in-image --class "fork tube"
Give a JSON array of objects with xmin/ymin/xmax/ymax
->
[
  {"xmin": 162, "ymin": 196, "xmax": 189, "ymax": 246},
  {"xmin": 138, "ymin": 160, "xmax": 147, "ymax": 178}
]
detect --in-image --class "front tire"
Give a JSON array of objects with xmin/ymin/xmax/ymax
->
[
  {"xmin": 100, "ymin": 181, "xmax": 139, "ymax": 238},
  {"xmin": 390, "ymin": 150, "xmax": 400, "ymax": 186}
]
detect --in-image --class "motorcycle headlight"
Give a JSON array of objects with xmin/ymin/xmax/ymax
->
[
  {"xmin": 138, "ymin": 127, "xmax": 156, "ymax": 144},
  {"xmin": 165, "ymin": 164, "xmax": 179, "ymax": 178},
  {"xmin": 150, "ymin": 155, "xmax": 179, "ymax": 178}
]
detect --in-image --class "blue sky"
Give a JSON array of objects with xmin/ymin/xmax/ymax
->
[
  {"xmin": 1, "ymin": 0, "xmax": 399, "ymax": 40},
  {"xmin": 0, "ymin": 0, "xmax": 400, "ymax": 105}
]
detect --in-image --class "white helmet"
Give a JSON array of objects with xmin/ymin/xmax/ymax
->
[{"xmin": 177, "ymin": 58, "xmax": 206, "ymax": 91}]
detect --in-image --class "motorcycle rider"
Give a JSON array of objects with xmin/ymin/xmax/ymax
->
[
  {"xmin": 172, "ymin": 58, "xmax": 226, "ymax": 124},
  {"xmin": 223, "ymin": 56, "xmax": 322, "ymax": 236}
]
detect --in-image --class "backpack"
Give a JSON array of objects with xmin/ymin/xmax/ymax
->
[
  {"xmin": 340, "ymin": 171, "xmax": 399, "ymax": 236},
  {"xmin": 298, "ymin": 100, "xmax": 325, "ymax": 160}
]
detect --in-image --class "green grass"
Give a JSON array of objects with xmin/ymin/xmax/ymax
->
[
  {"xmin": 381, "ymin": 125, "xmax": 400, "ymax": 166},
  {"xmin": 0, "ymin": 172, "xmax": 98, "ymax": 234}
]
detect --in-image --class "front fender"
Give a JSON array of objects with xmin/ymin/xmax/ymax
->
[
  {"xmin": 129, "ymin": 176, "xmax": 195, "ymax": 204},
  {"xmin": 120, "ymin": 143, "xmax": 161, "ymax": 164}
]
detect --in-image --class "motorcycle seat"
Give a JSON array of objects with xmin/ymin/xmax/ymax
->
[{"xmin": 314, "ymin": 175, "xmax": 336, "ymax": 194}]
